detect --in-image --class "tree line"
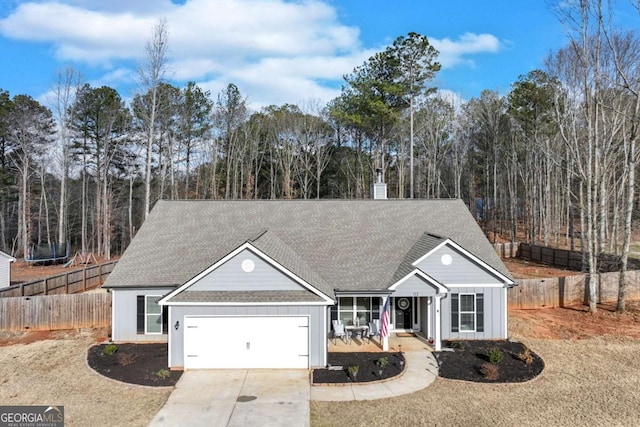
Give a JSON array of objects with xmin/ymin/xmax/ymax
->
[{"xmin": 0, "ymin": 2, "xmax": 638, "ymax": 312}]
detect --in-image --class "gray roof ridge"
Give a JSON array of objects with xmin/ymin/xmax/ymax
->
[
  {"xmin": 425, "ymin": 232, "xmax": 446, "ymax": 240},
  {"xmin": 389, "ymin": 232, "xmax": 448, "ymax": 286},
  {"xmin": 250, "ymin": 230, "xmax": 335, "ymax": 300},
  {"xmin": 247, "ymin": 229, "xmax": 269, "ymax": 242}
]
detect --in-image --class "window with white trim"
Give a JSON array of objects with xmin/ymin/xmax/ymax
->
[
  {"xmin": 459, "ymin": 294, "xmax": 476, "ymax": 332},
  {"xmin": 137, "ymin": 295, "xmax": 166, "ymax": 334},
  {"xmin": 337, "ymin": 297, "xmax": 380, "ymax": 326},
  {"xmin": 451, "ymin": 293, "xmax": 484, "ymax": 333},
  {"xmin": 145, "ymin": 295, "xmax": 162, "ymax": 334}
]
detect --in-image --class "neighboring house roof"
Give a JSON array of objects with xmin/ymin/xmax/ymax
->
[
  {"xmin": 104, "ymin": 199, "xmax": 513, "ymax": 294},
  {"xmin": 0, "ymin": 251, "xmax": 17, "ymax": 262}
]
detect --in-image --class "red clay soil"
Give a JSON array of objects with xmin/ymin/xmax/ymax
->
[
  {"xmin": 0, "ymin": 328, "xmax": 110, "ymax": 347},
  {"xmin": 502, "ymin": 257, "xmax": 581, "ymax": 279},
  {"xmin": 10, "ymin": 255, "xmax": 119, "ymax": 284},
  {"xmin": 509, "ymin": 301, "xmax": 640, "ymax": 340}
]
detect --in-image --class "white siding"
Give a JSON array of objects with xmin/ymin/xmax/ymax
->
[
  {"xmin": 440, "ymin": 287, "xmax": 507, "ymax": 340},
  {"xmin": 111, "ymin": 288, "xmax": 171, "ymax": 343},
  {"xmin": 416, "ymin": 244, "xmax": 504, "ymax": 285},
  {"xmin": 0, "ymin": 258, "xmax": 10, "ymax": 288},
  {"xmin": 393, "ymin": 274, "xmax": 439, "ymax": 297},
  {"xmin": 188, "ymin": 249, "xmax": 302, "ymax": 292}
]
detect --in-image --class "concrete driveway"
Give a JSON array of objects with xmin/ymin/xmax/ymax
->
[{"xmin": 149, "ymin": 370, "xmax": 310, "ymax": 427}]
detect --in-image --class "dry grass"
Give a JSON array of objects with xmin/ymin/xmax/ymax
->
[
  {"xmin": 0, "ymin": 331, "xmax": 171, "ymax": 427},
  {"xmin": 312, "ymin": 337, "xmax": 640, "ymax": 426}
]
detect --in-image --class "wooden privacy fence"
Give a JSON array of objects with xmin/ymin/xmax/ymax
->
[
  {"xmin": 0, "ymin": 261, "xmax": 117, "ymax": 298},
  {"xmin": 518, "ymin": 243, "xmax": 584, "ymax": 270},
  {"xmin": 0, "ymin": 292, "xmax": 111, "ymax": 331},
  {"xmin": 508, "ymin": 270, "xmax": 640, "ymax": 309},
  {"xmin": 493, "ymin": 242, "xmax": 520, "ymax": 259}
]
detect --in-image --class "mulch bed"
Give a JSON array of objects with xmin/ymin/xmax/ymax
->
[
  {"xmin": 312, "ymin": 352, "xmax": 405, "ymax": 384},
  {"xmin": 87, "ymin": 343, "xmax": 182, "ymax": 387},
  {"xmin": 435, "ymin": 340, "xmax": 544, "ymax": 383}
]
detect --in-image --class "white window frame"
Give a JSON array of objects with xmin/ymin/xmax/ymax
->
[
  {"xmin": 337, "ymin": 297, "xmax": 378, "ymax": 326},
  {"xmin": 145, "ymin": 295, "xmax": 163, "ymax": 335},
  {"xmin": 458, "ymin": 293, "xmax": 476, "ymax": 333}
]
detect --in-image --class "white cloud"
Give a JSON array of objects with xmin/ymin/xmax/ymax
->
[
  {"xmin": 0, "ymin": 1, "xmax": 502, "ymax": 107},
  {"xmin": 0, "ymin": 0, "xmax": 363, "ymax": 106},
  {"xmin": 431, "ymin": 33, "xmax": 501, "ymax": 68}
]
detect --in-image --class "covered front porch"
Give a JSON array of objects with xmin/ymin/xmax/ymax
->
[
  {"xmin": 328, "ymin": 330, "xmax": 435, "ymax": 353},
  {"xmin": 330, "ymin": 292, "xmax": 445, "ymax": 351}
]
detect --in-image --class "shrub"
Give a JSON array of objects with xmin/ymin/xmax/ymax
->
[
  {"xmin": 449, "ymin": 341, "xmax": 465, "ymax": 351},
  {"xmin": 517, "ymin": 347, "xmax": 534, "ymax": 365},
  {"xmin": 488, "ymin": 348, "xmax": 503, "ymax": 364},
  {"xmin": 480, "ymin": 362, "xmax": 499, "ymax": 380},
  {"xmin": 156, "ymin": 369, "xmax": 171, "ymax": 379},
  {"xmin": 117, "ymin": 352, "xmax": 138, "ymax": 366},
  {"xmin": 377, "ymin": 357, "xmax": 389, "ymax": 369},
  {"xmin": 103, "ymin": 344, "xmax": 118, "ymax": 356},
  {"xmin": 347, "ymin": 365, "xmax": 359, "ymax": 380}
]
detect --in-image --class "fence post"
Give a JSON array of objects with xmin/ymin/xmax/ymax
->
[
  {"xmin": 83, "ymin": 268, "xmax": 87, "ymax": 292},
  {"xmin": 64, "ymin": 272, "xmax": 69, "ymax": 294},
  {"xmin": 44, "ymin": 278, "xmax": 48, "ymax": 295},
  {"xmin": 99, "ymin": 263, "xmax": 103, "ymax": 286}
]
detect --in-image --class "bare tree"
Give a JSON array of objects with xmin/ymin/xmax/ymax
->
[
  {"xmin": 49, "ymin": 67, "xmax": 82, "ymax": 248},
  {"xmin": 138, "ymin": 18, "xmax": 170, "ymax": 219},
  {"xmin": 598, "ymin": 27, "xmax": 640, "ymax": 311},
  {"xmin": 213, "ymin": 84, "xmax": 247, "ymax": 199},
  {"xmin": 7, "ymin": 95, "xmax": 55, "ymax": 257}
]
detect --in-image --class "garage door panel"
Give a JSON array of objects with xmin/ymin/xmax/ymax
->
[{"xmin": 184, "ymin": 316, "xmax": 309, "ymax": 369}]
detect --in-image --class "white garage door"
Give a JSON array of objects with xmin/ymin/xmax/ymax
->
[{"xmin": 184, "ymin": 316, "xmax": 309, "ymax": 369}]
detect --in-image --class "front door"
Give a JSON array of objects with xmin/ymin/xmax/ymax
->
[{"xmin": 394, "ymin": 297, "xmax": 412, "ymax": 330}]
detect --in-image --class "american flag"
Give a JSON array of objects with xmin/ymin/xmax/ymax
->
[{"xmin": 380, "ymin": 296, "xmax": 390, "ymax": 340}]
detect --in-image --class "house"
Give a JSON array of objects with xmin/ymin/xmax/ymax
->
[
  {"xmin": 103, "ymin": 194, "xmax": 514, "ymax": 370},
  {"xmin": 0, "ymin": 250, "xmax": 16, "ymax": 288}
]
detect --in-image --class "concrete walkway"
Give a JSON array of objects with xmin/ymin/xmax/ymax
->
[
  {"xmin": 149, "ymin": 336, "xmax": 438, "ymax": 426},
  {"xmin": 149, "ymin": 370, "xmax": 310, "ymax": 427},
  {"xmin": 311, "ymin": 344, "xmax": 439, "ymax": 401}
]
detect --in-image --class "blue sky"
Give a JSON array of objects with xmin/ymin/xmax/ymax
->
[{"xmin": 0, "ymin": 0, "xmax": 637, "ymax": 109}]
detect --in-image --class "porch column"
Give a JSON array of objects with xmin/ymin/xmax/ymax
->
[{"xmin": 434, "ymin": 295, "xmax": 442, "ymax": 351}]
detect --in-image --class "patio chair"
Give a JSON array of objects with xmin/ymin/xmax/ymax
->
[
  {"xmin": 367, "ymin": 321, "xmax": 379, "ymax": 343},
  {"xmin": 332, "ymin": 320, "xmax": 349, "ymax": 345}
]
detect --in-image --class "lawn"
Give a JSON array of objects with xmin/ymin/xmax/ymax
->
[
  {"xmin": 0, "ymin": 329, "xmax": 171, "ymax": 427},
  {"xmin": 1, "ymin": 305, "xmax": 640, "ymax": 427},
  {"xmin": 311, "ymin": 304, "xmax": 640, "ymax": 426}
]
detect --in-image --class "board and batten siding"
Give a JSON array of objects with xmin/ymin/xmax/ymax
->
[
  {"xmin": 169, "ymin": 305, "xmax": 326, "ymax": 368},
  {"xmin": 392, "ymin": 274, "xmax": 439, "ymax": 297},
  {"xmin": 441, "ymin": 286, "xmax": 507, "ymax": 340},
  {"xmin": 111, "ymin": 288, "xmax": 171, "ymax": 342},
  {"xmin": 420, "ymin": 297, "xmax": 431, "ymax": 338},
  {"xmin": 0, "ymin": 258, "xmax": 11, "ymax": 288},
  {"xmin": 416, "ymin": 245, "xmax": 505, "ymax": 285},
  {"xmin": 189, "ymin": 249, "xmax": 301, "ymax": 291}
]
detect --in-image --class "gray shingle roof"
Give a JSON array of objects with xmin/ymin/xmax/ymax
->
[
  {"xmin": 391, "ymin": 233, "xmax": 446, "ymax": 284},
  {"xmin": 104, "ymin": 199, "xmax": 513, "ymax": 295},
  {"xmin": 250, "ymin": 230, "xmax": 334, "ymax": 299},
  {"xmin": 167, "ymin": 290, "xmax": 325, "ymax": 303}
]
